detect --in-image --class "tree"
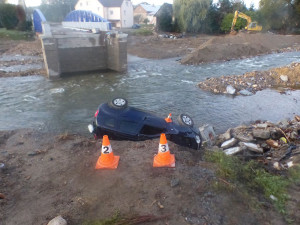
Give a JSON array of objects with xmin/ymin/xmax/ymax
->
[
  {"xmin": 156, "ymin": 3, "xmax": 173, "ymax": 32},
  {"xmin": 0, "ymin": 4, "xmax": 18, "ymax": 29},
  {"xmin": 174, "ymin": 0, "xmax": 211, "ymax": 33},
  {"xmin": 143, "ymin": 18, "xmax": 149, "ymax": 24}
]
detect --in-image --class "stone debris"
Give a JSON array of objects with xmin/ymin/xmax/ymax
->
[
  {"xmin": 213, "ymin": 115, "xmax": 300, "ymax": 169},
  {"xmin": 226, "ymin": 85, "xmax": 236, "ymax": 95},
  {"xmin": 47, "ymin": 216, "xmax": 67, "ymax": 225},
  {"xmin": 224, "ymin": 146, "xmax": 242, "ymax": 155},
  {"xmin": 221, "ymin": 138, "xmax": 237, "ymax": 149},
  {"xmin": 198, "ymin": 62, "xmax": 300, "ymax": 95},
  {"xmin": 240, "ymin": 142, "xmax": 263, "ymax": 153}
]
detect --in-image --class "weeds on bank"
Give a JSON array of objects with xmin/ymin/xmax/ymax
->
[
  {"xmin": 204, "ymin": 151, "xmax": 300, "ymax": 213},
  {"xmin": 0, "ymin": 28, "xmax": 34, "ymax": 40},
  {"xmin": 132, "ymin": 28, "xmax": 153, "ymax": 36},
  {"xmin": 83, "ymin": 212, "xmax": 169, "ymax": 225}
]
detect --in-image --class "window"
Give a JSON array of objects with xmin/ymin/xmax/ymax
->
[
  {"xmin": 110, "ymin": 10, "xmax": 113, "ymax": 15},
  {"xmin": 126, "ymin": 1, "xmax": 128, "ymax": 6},
  {"xmin": 98, "ymin": 7, "xmax": 100, "ymax": 11},
  {"xmin": 119, "ymin": 121, "xmax": 139, "ymax": 134},
  {"xmin": 99, "ymin": 115, "xmax": 115, "ymax": 128},
  {"xmin": 80, "ymin": 2, "xmax": 82, "ymax": 7},
  {"xmin": 124, "ymin": 10, "xmax": 126, "ymax": 16},
  {"xmin": 140, "ymin": 125, "xmax": 165, "ymax": 135},
  {"xmin": 124, "ymin": 20, "xmax": 126, "ymax": 25},
  {"xmin": 86, "ymin": 1, "xmax": 88, "ymax": 6}
]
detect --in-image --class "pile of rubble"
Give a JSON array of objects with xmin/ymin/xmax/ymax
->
[
  {"xmin": 198, "ymin": 62, "xmax": 300, "ymax": 95},
  {"xmin": 209, "ymin": 116, "xmax": 300, "ymax": 170}
]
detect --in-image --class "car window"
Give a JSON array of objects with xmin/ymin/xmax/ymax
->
[
  {"xmin": 140, "ymin": 125, "xmax": 165, "ymax": 135},
  {"xmin": 119, "ymin": 120, "xmax": 140, "ymax": 134},
  {"xmin": 99, "ymin": 114, "xmax": 115, "ymax": 128}
]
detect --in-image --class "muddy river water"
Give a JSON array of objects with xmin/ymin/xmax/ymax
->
[{"xmin": 0, "ymin": 51, "xmax": 300, "ymax": 134}]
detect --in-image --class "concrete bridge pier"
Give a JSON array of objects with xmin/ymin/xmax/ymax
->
[{"xmin": 40, "ymin": 23, "xmax": 128, "ymax": 78}]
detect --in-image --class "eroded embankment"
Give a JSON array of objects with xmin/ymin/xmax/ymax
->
[{"xmin": 181, "ymin": 33, "xmax": 300, "ymax": 65}]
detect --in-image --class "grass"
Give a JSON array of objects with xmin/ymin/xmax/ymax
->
[
  {"xmin": 83, "ymin": 212, "xmax": 120, "ymax": 225},
  {"xmin": 204, "ymin": 151, "xmax": 300, "ymax": 214},
  {"xmin": 0, "ymin": 28, "xmax": 34, "ymax": 40},
  {"xmin": 131, "ymin": 28, "xmax": 153, "ymax": 36}
]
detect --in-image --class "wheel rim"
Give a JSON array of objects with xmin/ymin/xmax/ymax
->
[
  {"xmin": 113, "ymin": 98, "xmax": 126, "ymax": 106},
  {"xmin": 182, "ymin": 115, "xmax": 192, "ymax": 125}
]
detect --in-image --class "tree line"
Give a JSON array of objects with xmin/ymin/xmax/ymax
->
[
  {"xmin": 1, "ymin": 0, "xmax": 299, "ymax": 34},
  {"xmin": 163, "ymin": 0, "xmax": 300, "ymax": 34}
]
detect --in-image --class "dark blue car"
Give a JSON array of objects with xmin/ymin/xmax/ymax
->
[{"xmin": 88, "ymin": 98, "xmax": 202, "ymax": 150}]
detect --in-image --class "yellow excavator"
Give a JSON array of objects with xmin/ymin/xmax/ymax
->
[{"xmin": 230, "ymin": 10, "xmax": 262, "ymax": 34}]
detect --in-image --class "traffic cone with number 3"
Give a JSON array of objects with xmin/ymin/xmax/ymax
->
[
  {"xmin": 95, "ymin": 135, "xmax": 120, "ymax": 170},
  {"xmin": 153, "ymin": 133, "xmax": 175, "ymax": 168}
]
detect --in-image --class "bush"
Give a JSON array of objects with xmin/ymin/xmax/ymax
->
[{"xmin": 0, "ymin": 4, "xmax": 18, "ymax": 30}]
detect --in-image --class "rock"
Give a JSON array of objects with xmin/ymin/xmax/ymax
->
[
  {"xmin": 170, "ymin": 178, "xmax": 180, "ymax": 187},
  {"xmin": 157, "ymin": 201, "xmax": 164, "ymax": 209},
  {"xmin": 0, "ymin": 163, "xmax": 5, "ymax": 172},
  {"xmin": 278, "ymin": 118, "xmax": 290, "ymax": 129},
  {"xmin": 255, "ymin": 123, "xmax": 268, "ymax": 129},
  {"xmin": 252, "ymin": 128, "xmax": 270, "ymax": 139},
  {"xmin": 235, "ymin": 133, "xmax": 254, "ymax": 142},
  {"xmin": 221, "ymin": 138, "xmax": 238, "ymax": 149},
  {"xmin": 286, "ymin": 161, "xmax": 294, "ymax": 168},
  {"xmin": 273, "ymin": 162, "xmax": 281, "ymax": 170},
  {"xmin": 224, "ymin": 147, "xmax": 242, "ymax": 155},
  {"xmin": 295, "ymin": 115, "xmax": 300, "ymax": 122},
  {"xmin": 239, "ymin": 89, "xmax": 253, "ymax": 96},
  {"xmin": 280, "ymin": 75, "xmax": 288, "ymax": 82},
  {"xmin": 240, "ymin": 142, "xmax": 263, "ymax": 153},
  {"xmin": 0, "ymin": 193, "xmax": 5, "ymax": 199},
  {"xmin": 266, "ymin": 139, "xmax": 279, "ymax": 148},
  {"xmin": 47, "ymin": 216, "xmax": 67, "ymax": 225},
  {"xmin": 218, "ymin": 129, "xmax": 231, "ymax": 142},
  {"xmin": 226, "ymin": 85, "xmax": 236, "ymax": 95}
]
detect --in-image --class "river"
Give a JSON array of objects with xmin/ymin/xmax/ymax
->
[{"xmin": 0, "ymin": 51, "xmax": 300, "ymax": 135}]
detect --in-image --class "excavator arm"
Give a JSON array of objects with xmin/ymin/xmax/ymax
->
[{"xmin": 231, "ymin": 11, "xmax": 252, "ymax": 33}]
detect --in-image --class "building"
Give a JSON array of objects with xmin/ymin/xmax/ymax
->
[
  {"xmin": 75, "ymin": 0, "xmax": 133, "ymax": 28},
  {"xmin": 133, "ymin": 3, "xmax": 160, "ymax": 25}
]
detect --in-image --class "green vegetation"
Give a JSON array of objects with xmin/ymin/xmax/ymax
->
[
  {"xmin": 83, "ymin": 212, "xmax": 120, "ymax": 225},
  {"xmin": 131, "ymin": 27, "xmax": 153, "ymax": 36},
  {"xmin": 172, "ymin": 0, "xmax": 300, "ymax": 34},
  {"xmin": 0, "ymin": 4, "xmax": 18, "ymax": 30},
  {"xmin": 205, "ymin": 151, "xmax": 300, "ymax": 213},
  {"xmin": 0, "ymin": 28, "xmax": 34, "ymax": 40}
]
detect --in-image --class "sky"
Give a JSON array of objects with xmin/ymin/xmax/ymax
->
[{"xmin": 7, "ymin": 0, "xmax": 260, "ymax": 9}]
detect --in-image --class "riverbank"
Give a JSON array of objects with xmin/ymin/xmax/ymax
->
[
  {"xmin": 0, "ymin": 124, "xmax": 299, "ymax": 224},
  {"xmin": 198, "ymin": 62, "xmax": 300, "ymax": 95},
  {"xmin": 1, "ymin": 32, "xmax": 300, "ymax": 78}
]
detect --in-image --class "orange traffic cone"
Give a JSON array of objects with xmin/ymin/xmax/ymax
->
[
  {"xmin": 165, "ymin": 113, "xmax": 172, "ymax": 123},
  {"xmin": 153, "ymin": 133, "xmax": 175, "ymax": 168},
  {"xmin": 95, "ymin": 135, "xmax": 120, "ymax": 170}
]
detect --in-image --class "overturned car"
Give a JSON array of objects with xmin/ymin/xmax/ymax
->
[{"xmin": 88, "ymin": 98, "xmax": 202, "ymax": 150}]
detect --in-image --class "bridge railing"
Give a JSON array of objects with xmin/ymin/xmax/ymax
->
[{"xmin": 62, "ymin": 10, "xmax": 111, "ymax": 31}]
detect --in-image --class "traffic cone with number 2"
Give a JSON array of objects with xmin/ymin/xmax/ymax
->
[
  {"xmin": 153, "ymin": 133, "xmax": 175, "ymax": 168},
  {"xmin": 95, "ymin": 135, "xmax": 120, "ymax": 169}
]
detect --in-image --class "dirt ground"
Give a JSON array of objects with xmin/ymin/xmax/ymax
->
[
  {"xmin": 1, "ymin": 32, "xmax": 300, "ymax": 225},
  {"xmin": 1, "ymin": 129, "xmax": 297, "ymax": 225}
]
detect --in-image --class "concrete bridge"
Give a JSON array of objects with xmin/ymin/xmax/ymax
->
[{"xmin": 39, "ymin": 23, "xmax": 127, "ymax": 78}]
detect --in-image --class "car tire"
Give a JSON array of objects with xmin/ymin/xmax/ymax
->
[
  {"xmin": 178, "ymin": 113, "xmax": 194, "ymax": 127},
  {"xmin": 108, "ymin": 97, "xmax": 128, "ymax": 110}
]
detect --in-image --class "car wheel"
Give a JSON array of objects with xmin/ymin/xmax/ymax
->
[
  {"xmin": 109, "ymin": 97, "xmax": 128, "ymax": 109},
  {"xmin": 178, "ymin": 113, "xmax": 194, "ymax": 127}
]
